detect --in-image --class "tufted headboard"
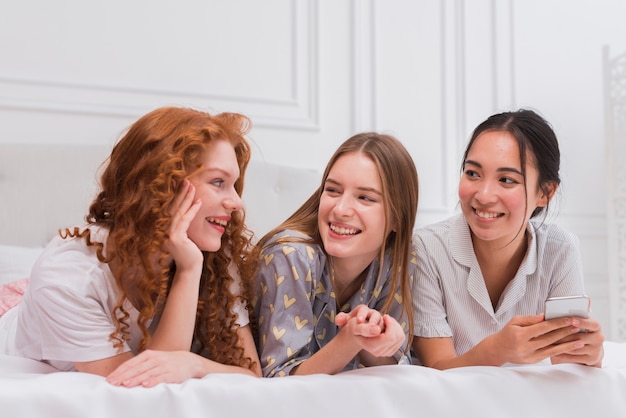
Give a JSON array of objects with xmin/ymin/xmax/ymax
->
[{"xmin": 0, "ymin": 144, "xmax": 320, "ymax": 247}]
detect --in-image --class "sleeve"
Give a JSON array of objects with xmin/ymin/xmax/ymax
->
[
  {"xmin": 254, "ymin": 239, "xmax": 321, "ymax": 377},
  {"xmin": 411, "ymin": 233, "xmax": 453, "ymax": 338},
  {"xmin": 31, "ymin": 281, "xmax": 131, "ymax": 362},
  {"xmin": 17, "ymin": 230, "xmax": 132, "ymax": 363},
  {"xmin": 546, "ymin": 229, "xmax": 586, "ymax": 297}
]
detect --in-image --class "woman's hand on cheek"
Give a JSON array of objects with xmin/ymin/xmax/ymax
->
[{"xmin": 167, "ymin": 180, "xmax": 204, "ymax": 274}]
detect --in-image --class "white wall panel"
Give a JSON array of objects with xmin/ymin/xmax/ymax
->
[
  {"xmin": 0, "ymin": 0, "xmax": 319, "ymax": 133},
  {"xmin": 366, "ymin": 0, "xmax": 459, "ymax": 224}
]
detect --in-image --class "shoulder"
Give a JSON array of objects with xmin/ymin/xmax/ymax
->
[
  {"xmin": 530, "ymin": 220, "xmax": 580, "ymax": 249},
  {"xmin": 264, "ymin": 229, "xmax": 310, "ymax": 245},
  {"xmin": 261, "ymin": 229, "xmax": 326, "ymax": 265},
  {"xmin": 30, "ymin": 225, "xmax": 112, "ymax": 291},
  {"xmin": 413, "ymin": 215, "xmax": 460, "ymax": 249},
  {"xmin": 529, "ymin": 220, "xmax": 581, "ymax": 269}
]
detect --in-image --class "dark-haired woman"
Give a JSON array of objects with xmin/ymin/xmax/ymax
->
[{"xmin": 412, "ymin": 109, "xmax": 604, "ymax": 369}]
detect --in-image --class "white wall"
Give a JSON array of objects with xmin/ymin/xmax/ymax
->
[{"xmin": 1, "ymin": 0, "xmax": 624, "ymax": 340}]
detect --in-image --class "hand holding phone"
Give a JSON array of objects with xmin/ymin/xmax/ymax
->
[{"xmin": 544, "ymin": 295, "xmax": 590, "ymax": 320}]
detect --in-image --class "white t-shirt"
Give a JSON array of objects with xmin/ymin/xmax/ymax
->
[
  {"xmin": 0, "ymin": 225, "xmax": 249, "ymax": 371},
  {"xmin": 412, "ymin": 214, "xmax": 585, "ymax": 357}
]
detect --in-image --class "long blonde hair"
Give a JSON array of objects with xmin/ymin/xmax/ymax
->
[{"xmin": 256, "ymin": 132, "xmax": 419, "ymax": 341}]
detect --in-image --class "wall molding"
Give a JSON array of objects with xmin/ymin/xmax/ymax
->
[
  {"xmin": 350, "ymin": 0, "xmax": 376, "ymax": 133},
  {"xmin": 0, "ymin": 0, "xmax": 320, "ymax": 131},
  {"xmin": 491, "ymin": 0, "xmax": 515, "ymax": 109},
  {"xmin": 440, "ymin": 0, "xmax": 467, "ymax": 210}
]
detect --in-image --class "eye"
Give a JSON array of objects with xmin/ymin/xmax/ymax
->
[
  {"xmin": 499, "ymin": 176, "xmax": 519, "ymax": 185},
  {"xmin": 464, "ymin": 169, "xmax": 479, "ymax": 178},
  {"xmin": 359, "ymin": 194, "xmax": 377, "ymax": 203},
  {"xmin": 210, "ymin": 179, "xmax": 225, "ymax": 187},
  {"xmin": 324, "ymin": 185, "xmax": 341, "ymax": 196}
]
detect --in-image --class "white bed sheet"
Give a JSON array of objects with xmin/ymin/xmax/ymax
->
[{"xmin": 1, "ymin": 342, "xmax": 625, "ymax": 418}]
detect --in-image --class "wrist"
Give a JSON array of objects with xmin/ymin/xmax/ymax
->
[
  {"xmin": 171, "ymin": 266, "xmax": 203, "ymax": 286},
  {"xmin": 474, "ymin": 336, "xmax": 505, "ymax": 367},
  {"xmin": 335, "ymin": 326, "xmax": 364, "ymax": 357},
  {"xmin": 195, "ymin": 354, "xmax": 210, "ymax": 378}
]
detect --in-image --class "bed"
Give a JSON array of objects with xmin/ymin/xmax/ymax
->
[{"xmin": 1, "ymin": 145, "xmax": 626, "ymax": 417}]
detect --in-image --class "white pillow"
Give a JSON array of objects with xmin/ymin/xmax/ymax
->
[{"xmin": 0, "ymin": 245, "xmax": 44, "ymax": 284}]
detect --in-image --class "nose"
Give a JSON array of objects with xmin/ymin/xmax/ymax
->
[
  {"xmin": 474, "ymin": 180, "xmax": 498, "ymax": 204},
  {"xmin": 223, "ymin": 188, "xmax": 243, "ymax": 212},
  {"xmin": 333, "ymin": 193, "xmax": 354, "ymax": 217}
]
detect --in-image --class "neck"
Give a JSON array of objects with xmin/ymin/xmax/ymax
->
[
  {"xmin": 471, "ymin": 226, "xmax": 527, "ymax": 262},
  {"xmin": 330, "ymin": 256, "xmax": 372, "ymax": 307},
  {"xmin": 472, "ymin": 230, "xmax": 528, "ymax": 309}
]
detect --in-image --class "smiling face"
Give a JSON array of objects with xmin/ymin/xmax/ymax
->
[
  {"xmin": 317, "ymin": 152, "xmax": 388, "ymax": 267},
  {"xmin": 458, "ymin": 130, "xmax": 550, "ymax": 248},
  {"xmin": 186, "ymin": 138, "xmax": 242, "ymax": 252}
]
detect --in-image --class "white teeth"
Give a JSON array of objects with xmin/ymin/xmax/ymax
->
[
  {"xmin": 207, "ymin": 217, "xmax": 227, "ymax": 226},
  {"xmin": 475, "ymin": 209, "xmax": 500, "ymax": 219},
  {"xmin": 330, "ymin": 223, "xmax": 359, "ymax": 235}
]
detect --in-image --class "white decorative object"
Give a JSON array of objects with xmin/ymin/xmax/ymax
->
[{"xmin": 605, "ymin": 46, "xmax": 626, "ymax": 342}]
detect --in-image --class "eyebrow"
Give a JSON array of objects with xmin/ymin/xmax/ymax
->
[
  {"xmin": 324, "ymin": 177, "xmax": 383, "ymax": 196},
  {"xmin": 464, "ymin": 159, "xmax": 522, "ymax": 176},
  {"xmin": 201, "ymin": 166, "xmax": 239, "ymax": 179}
]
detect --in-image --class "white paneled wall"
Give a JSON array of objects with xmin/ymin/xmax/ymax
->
[{"xmin": 1, "ymin": 0, "xmax": 625, "ymax": 339}]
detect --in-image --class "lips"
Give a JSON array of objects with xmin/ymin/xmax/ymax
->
[
  {"xmin": 329, "ymin": 223, "xmax": 361, "ymax": 235},
  {"xmin": 474, "ymin": 208, "xmax": 503, "ymax": 219},
  {"xmin": 207, "ymin": 217, "xmax": 228, "ymax": 227}
]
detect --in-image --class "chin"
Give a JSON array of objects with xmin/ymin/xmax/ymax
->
[
  {"xmin": 204, "ymin": 243, "xmax": 222, "ymax": 252},
  {"xmin": 193, "ymin": 238, "xmax": 222, "ymax": 253},
  {"xmin": 322, "ymin": 242, "xmax": 352, "ymax": 258}
]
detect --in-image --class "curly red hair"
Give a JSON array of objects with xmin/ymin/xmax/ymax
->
[{"xmin": 62, "ymin": 106, "xmax": 257, "ymax": 370}]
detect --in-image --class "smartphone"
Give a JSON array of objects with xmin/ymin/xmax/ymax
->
[{"xmin": 544, "ymin": 295, "xmax": 590, "ymax": 320}]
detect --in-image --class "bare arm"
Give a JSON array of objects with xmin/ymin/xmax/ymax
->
[
  {"xmin": 73, "ymin": 267, "xmax": 203, "ymax": 378},
  {"xmin": 104, "ymin": 325, "xmax": 261, "ymax": 387},
  {"xmin": 76, "ymin": 181, "xmax": 204, "ymax": 377},
  {"xmin": 291, "ymin": 317, "xmax": 385, "ymax": 375},
  {"xmin": 150, "ymin": 180, "xmax": 203, "ymax": 351},
  {"xmin": 413, "ymin": 314, "xmax": 585, "ymax": 370}
]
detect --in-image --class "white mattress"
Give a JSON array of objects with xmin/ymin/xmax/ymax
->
[{"xmin": 1, "ymin": 342, "xmax": 625, "ymax": 418}]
